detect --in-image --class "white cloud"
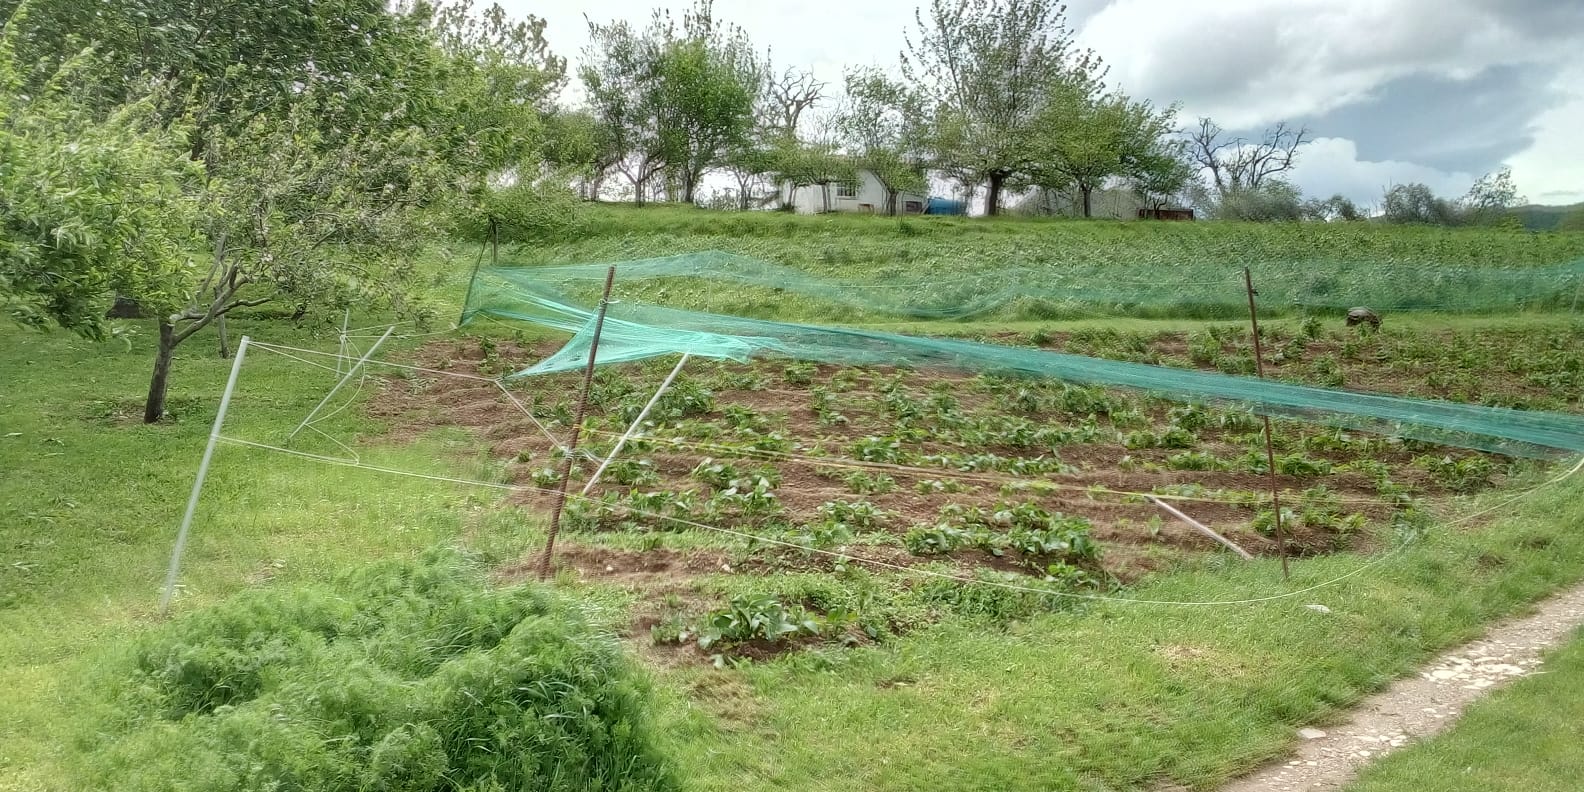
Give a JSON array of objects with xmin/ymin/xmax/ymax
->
[
  {"xmin": 1079, "ymin": 0, "xmax": 1581, "ymax": 128},
  {"xmin": 1505, "ymin": 64, "xmax": 1584, "ymax": 205},
  {"xmin": 1288, "ymin": 137, "xmax": 1475, "ymax": 209}
]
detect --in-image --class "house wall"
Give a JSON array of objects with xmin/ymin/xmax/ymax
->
[{"xmin": 785, "ymin": 171, "xmax": 926, "ymax": 215}]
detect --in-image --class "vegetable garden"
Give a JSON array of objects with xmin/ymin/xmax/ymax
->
[{"xmin": 364, "ymin": 315, "xmax": 1584, "ymax": 662}]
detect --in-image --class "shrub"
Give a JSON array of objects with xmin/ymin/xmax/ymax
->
[{"xmin": 79, "ymin": 550, "xmax": 676, "ymax": 792}]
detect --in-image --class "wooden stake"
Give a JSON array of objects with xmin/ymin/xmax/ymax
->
[
  {"xmin": 537, "ymin": 265, "xmax": 617, "ymax": 579},
  {"xmin": 1244, "ymin": 267, "xmax": 1291, "ymax": 579}
]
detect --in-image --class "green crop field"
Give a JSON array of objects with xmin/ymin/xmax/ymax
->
[{"xmin": 4, "ymin": 208, "xmax": 1584, "ymax": 791}]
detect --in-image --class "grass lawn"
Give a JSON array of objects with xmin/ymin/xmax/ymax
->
[{"xmin": 1347, "ymin": 630, "xmax": 1584, "ymax": 792}]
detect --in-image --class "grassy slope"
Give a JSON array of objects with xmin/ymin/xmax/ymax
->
[
  {"xmin": 650, "ymin": 475, "xmax": 1584, "ymax": 791},
  {"xmin": 1346, "ymin": 630, "xmax": 1584, "ymax": 792},
  {"xmin": 3, "ymin": 210, "xmax": 1584, "ymax": 789}
]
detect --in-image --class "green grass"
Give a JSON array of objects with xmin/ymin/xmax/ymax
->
[
  {"xmin": 0, "ymin": 318, "xmax": 547, "ymax": 790},
  {"xmin": 1347, "ymin": 630, "xmax": 1584, "ymax": 792},
  {"xmin": 640, "ymin": 473, "xmax": 1584, "ymax": 791}
]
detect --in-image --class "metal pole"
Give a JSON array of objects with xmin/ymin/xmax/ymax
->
[
  {"xmin": 1146, "ymin": 496, "xmax": 1254, "ymax": 560},
  {"xmin": 1244, "ymin": 267, "xmax": 1291, "ymax": 579},
  {"xmin": 582, "ymin": 353, "xmax": 690, "ymax": 495},
  {"xmin": 287, "ymin": 326, "xmax": 395, "ymax": 442},
  {"xmin": 336, "ymin": 308, "xmax": 350, "ymax": 376},
  {"xmin": 160, "ymin": 336, "xmax": 251, "ymax": 612},
  {"xmin": 537, "ymin": 266, "xmax": 617, "ymax": 579}
]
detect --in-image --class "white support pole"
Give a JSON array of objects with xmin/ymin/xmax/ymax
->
[
  {"xmin": 1145, "ymin": 495, "xmax": 1255, "ymax": 560},
  {"xmin": 336, "ymin": 308, "xmax": 350, "ymax": 376},
  {"xmin": 160, "ymin": 336, "xmax": 251, "ymax": 613},
  {"xmin": 581, "ymin": 353, "xmax": 690, "ymax": 495},
  {"xmin": 287, "ymin": 326, "xmax": 394, "ymax": 442}
]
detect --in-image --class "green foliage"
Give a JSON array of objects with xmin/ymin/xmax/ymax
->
[
  {"xmin": 0, "ymin": 52, "xmax": 201, "ymax": 336},
  {"xmin": 901, "ymin": 0, "xmax": 1104, "ymax": 214},
  {"xmin": 694, "ymin": 594, "xmax": 824, "ymax": 650},
  {"xmin": 79, "ymin": 550, "xmax": 675, "ymax": 791},
  {"xmin": 581, "ymin": 0, "xmax": 759, "ymax": 204},
  {"xmin": 1417, "ymin": 454, "xmax": 1497, "ymax": 493}
]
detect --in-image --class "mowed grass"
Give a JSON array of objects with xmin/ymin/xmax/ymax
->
[
  {"xmin": 1346, "ymin": 630, "xmax": 1584, "ymax": 792},
  {"xmin": 0, "ymin": 318, "xmax": 547, "ymax": 790},
  {"xmin": 3, "ymin": 211, "xmax": 1584, "ymax": 790}
]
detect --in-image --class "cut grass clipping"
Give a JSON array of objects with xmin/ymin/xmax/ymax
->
[{"xmin": 75, "ymin": 549, "xmax": 676, "ymax": 792}]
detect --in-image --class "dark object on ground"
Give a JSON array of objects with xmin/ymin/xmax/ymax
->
[
  {"xmin": 105, "ymin": 295, "xmax": 147, "ymax": 319},
  {"xmin": 1346, "ymin": 307, "xmax": 1381, "ymax": 329}
]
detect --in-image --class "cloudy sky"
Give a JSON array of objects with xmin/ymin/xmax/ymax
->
[{"xmin": 504, "ymin": 0, "xmax": 1584, "ymax": 207}]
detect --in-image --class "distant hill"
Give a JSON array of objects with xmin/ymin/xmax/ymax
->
[{"xmin": 1511, "ymin": 202, "xmax": 1584, "ymax": 231}]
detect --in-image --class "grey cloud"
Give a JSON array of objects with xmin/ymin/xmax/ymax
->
[{"xmin": 1247, "ymin": 64, "xmax": 1558, "ymax": 175}]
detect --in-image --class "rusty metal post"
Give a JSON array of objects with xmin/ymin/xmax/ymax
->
[
  {"xmin": 537, "ymin": 265, "xmax": 617, "ymax": 579},
  {"xmin": 1244, "ymin": 267, "xmax": 1291, "ymax": 579}
]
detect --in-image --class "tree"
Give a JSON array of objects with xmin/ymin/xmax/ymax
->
[
  {"xmin": 1301, "ymin": 193, "xmax": 1363, "ymax": 222},
  {"xmin": 542, "ymin": 108, "xmax": 620, "ymax": 200},
  {"xmin": 902, "ymin": 0, "xmax": 1103, "ymax": 215},
  {"xmin": 1461, "ymin": 166, "xmax": 1524, "ymax": 226},
  {"xmin": 1215, "ymin": 181, "xmax": 1304, "ymax": 222},
  {"xmin": 1187, "ymin": 118, "xmax": 1308, "ymax": 199},
  {"xmin": 138, "ymin": 89, "xmax": 454, "ymax": 422},
  {"xmin": 1, "ymin": 43, "xmax": 201, "ymax": 338},
  {"xmin": 1381, "ymin": 183, "xmax": 1459, "ymax": 225},
  {"xmin": 1026, "ymin": 83, "xmax": 1177, "ymax": 218},
  {"xmin": 581, "ymin": 0, "xmax": 759, "ymax": 206},
  {"xmin": 837, "ymin": 68, "xmax": 928, "ymax": 215},
  {"xmin": 1130, "ymin": 142, "xmax": 1195, "ymax": 213},
  {"xmin": 1559, "ymin": 206, "xmax": 1584, "ymax": 233}
]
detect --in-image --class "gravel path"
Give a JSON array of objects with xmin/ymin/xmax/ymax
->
[{"xmin": 1220, "ymin": 579, "xmax": 1584, "ymax": 792}]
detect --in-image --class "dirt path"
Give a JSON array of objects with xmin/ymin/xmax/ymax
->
[{"xmin": 1220, "ymin": 579, "xmax": 1584, "ymax": 792}]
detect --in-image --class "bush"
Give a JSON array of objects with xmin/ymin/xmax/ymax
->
[
  {"xmin": 455, "ymin": 177, "xmax": 585, "ymax": 243},
  {"xmin": 78, "ymin": 549, "xmax": 676, "ymax": 792}
]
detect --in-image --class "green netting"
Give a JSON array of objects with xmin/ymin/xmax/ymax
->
[{"xmin": 459, "ymin": 253, "xmax": 1584, "ymax": 458}]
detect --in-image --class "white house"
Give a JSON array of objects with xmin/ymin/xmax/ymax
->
[{"xmin": 782, "ymin": 170, "xmax": 928, "ymax": 215}]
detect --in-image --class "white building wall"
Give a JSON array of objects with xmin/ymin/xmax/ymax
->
[{"xmin": 783, "ymin": 170, "xmax": 927, "ymax": 215}]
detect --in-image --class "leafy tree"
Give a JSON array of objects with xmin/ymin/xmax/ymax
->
[
  {"xmin": 582, "ymin": 0, "xmax": 758, "ymax": 205},
  {"xmin": 1130, "ymin": 142, "xmax": 1195, "ymax": 213},
  {"xmin": 1214, "ymin": 182, "xmax": 1305, "ymax": 222},
  {"xmin": 1382, "ymin": 183, "xmax": 1459, "ymax": 225},
  {"xmin": 0, "ymin": 44, "xmax": 201, "ymax": 338},
  {"xmin": 541, "ymin": 108, "xmax": 610, "ymax": 200},
  {"xmin": 837, "ymin": 68, "xmax": 928, "ymax": 215},
  {"xmin": 1461, "ymin": 166, "xmax": 1524, "ymax": 226},
  {"xmin": 4, "ymin": 0, "xmax": 434, "ymax": 155},
  {"xmin": 1301, "ymin": 193, "xmax": 1363, "ymax": 222},
  {"xmin": 1558, "ymin": 206, "xmax": 1584, "ymax": 233},
  {"xmin": 1026, "ymin": 84, "xmax": 1177, "ymax": 218},
  {"xmin": 902, "ymin": 0, "xmax": 1103, "ymax": 215},
  {"xmin": 140, "ymin": 88, "xmax": 454, "ymax": 422}
]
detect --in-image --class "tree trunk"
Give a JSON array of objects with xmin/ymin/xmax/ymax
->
[
  {"xmin": 216, "ymin": 314, "xmax": 230, "ymax": 359},
  {"xmin": 986, "ymin": 173, "xmax": 1006, "ymax": 216},
  {"xmin": 886, "ymin": 189, "xmax": 898, "ymax": 216},
  {"xmin": 682, "ymin": 170, "xmax": 698, "ymax": 205},
  {"xmin": 144, "ymin": 320, "xmax": 178, "ymax": 423},
  {"xmin": 1081, "ymin": 186, "xmax": 1094, "ymax": 218}
]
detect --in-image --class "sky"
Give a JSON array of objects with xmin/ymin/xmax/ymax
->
[{"xmin": 503, "ymin": 0, "xmax": 1584, "ymax": 207}]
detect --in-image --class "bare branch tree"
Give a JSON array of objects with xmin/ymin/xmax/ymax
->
[
  {"xmin": 1187, "ymin": 117, "xmax": 1308, "ymax": 197},
  {"xmin": 765, "ymin": 66, "xmax": 825, "ymax": 137}
]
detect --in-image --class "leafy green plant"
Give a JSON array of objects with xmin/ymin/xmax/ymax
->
[
  {"xmin": 82, "ymin": 551, "xmax": 677, "ymax": 791},
  {"xmin": 844, "ymin": 471, "xmax": 897, "ymax": 495},
  {"xmin": 782, "ymin": 361, "xmax": 818, "ymax": 386},
  {"xmin": 1417, "ymin": 454, "xmax": 1497, "ymax": 493},
  {"xmin": 695, "ymin": 595, "xmax": 823, "ymax": 650}
]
